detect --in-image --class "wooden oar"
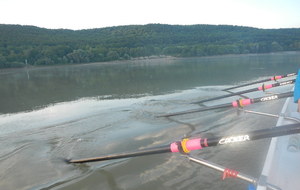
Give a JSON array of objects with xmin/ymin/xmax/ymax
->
[
  {"xmin": 223, "ymin": 72, "xmax": 296, "ymax": 91},
  {"xmin": 159, "ymin": 91, "xmax": 293, "ymax": 117},
  {"xmin": 67, "ymin": 123, "xmax": 300, "ymax": 164},
  {"xmin": 192, "ymin": 79, "xmax": 295, "ymax": 104}
]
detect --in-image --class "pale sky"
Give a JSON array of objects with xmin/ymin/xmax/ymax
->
[{"xmin": 0, "ymin": 0, "xmax": 299, "ymax": 30}]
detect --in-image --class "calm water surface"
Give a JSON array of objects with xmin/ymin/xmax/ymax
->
[{"xmin": 0, "ymin": 52, "xmax": 299, "ymax": 190}]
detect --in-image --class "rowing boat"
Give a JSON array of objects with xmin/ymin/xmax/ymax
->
[{"xmin": 257, "ymin": 93, "xmax": 300, "ymax": 190}]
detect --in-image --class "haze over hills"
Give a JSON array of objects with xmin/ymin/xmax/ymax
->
[{"xmin": 1, "ymin": 24, "xmax": 300, "ymax": 68}]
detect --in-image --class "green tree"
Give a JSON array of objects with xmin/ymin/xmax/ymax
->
[
  {"xmin": 271, "ymin": 41, "xmax": 283, "ymax": 52},
  {"xmin": 107, "ymin": 50, "xmax": 120, "ymax": 60},
  {"xmin": 1, "ymin": 24, "xmax": 300, "ymax": 68},
  {"xmin": 66, "ymin": 49, "xmax": 92, "ymax": 63}
]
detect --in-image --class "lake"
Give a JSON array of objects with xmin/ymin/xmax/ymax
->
[{"xmin": 0, "ymin": 52, "xmax": 299, "ymax": 190}]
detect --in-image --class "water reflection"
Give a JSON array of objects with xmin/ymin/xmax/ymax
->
[{"xmin": 0, "ymin": 52, "xmax": 299, "ymax": 114}]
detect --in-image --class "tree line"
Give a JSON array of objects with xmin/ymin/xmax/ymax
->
[{"xmin": 1, "ymin": 24, "xmax": 300, "ymax": 68}]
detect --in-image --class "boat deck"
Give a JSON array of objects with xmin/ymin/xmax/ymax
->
[{"xmin": 257, "ymin": 97, "xmax": 300, "ymax": 190}]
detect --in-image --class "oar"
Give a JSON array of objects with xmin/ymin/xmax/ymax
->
[
  {"xmin": 67, "ymin": 123, "xmax": 300, "ymax": 163},
  {"xmin": 223, "ymin": 72, "xmax": 297, "ymax": 91},
  {"xmin": 193, "ymin": 79, "xmax": 295, "ymax": 104},
  {"xmin": 159, "ymin": 91, "xmax": 293, "ymax": 117}
]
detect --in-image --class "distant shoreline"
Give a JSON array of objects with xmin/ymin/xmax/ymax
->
[
  {"xmin": 1, "ymin": 24, "xmax": 300, "ymax": 69},
  {"xmin": 1, "ymin": 51, "xmax": 299, "ymax": 73}
]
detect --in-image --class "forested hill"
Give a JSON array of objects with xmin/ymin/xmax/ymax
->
[{"xmin": 1, "ymin": 24, "xmax": 300, "ymax": 68}]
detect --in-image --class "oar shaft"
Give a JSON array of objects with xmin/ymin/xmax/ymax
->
[
  {"xmin": 68, "ymin": 123, "xmax": 300, "ymax": 164},
  {"xmin": 251, "ymin": 91, "xmax": 293, "ymax": 104},
  {"xmin": 205, "ymin": 123, "xmax": 300, "ymax": 147},
  {"xmin": 223, "ymin": 72, "xmax": 297, "ymax": 91},
  {"xmin": 158, "ymin": 103, "xmax": 232, "ymax": 117},
  {"xmin": 192, "ymin": 88, "xmax": 255, "ymax": 104},
  {"xmin": 160, "ymin": 91, "xmax": 293, "ymax": 117},
  {"xmin": 68, "ymin": 146, "xmax": 170, "ymax": 163}
]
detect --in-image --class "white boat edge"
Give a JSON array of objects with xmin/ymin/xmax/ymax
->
[{"xmin": 257, "ymin": 95, "xmax": 300, "ymax": 190}]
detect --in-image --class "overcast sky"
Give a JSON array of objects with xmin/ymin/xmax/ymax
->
[{"xmin": 0, "ymin": 0, "xmax": 299, "ymax": 30}]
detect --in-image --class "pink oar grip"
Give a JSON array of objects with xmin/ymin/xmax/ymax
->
[
  {"xmin": 170, "ymin": 138, "xmax": 202, "ymax": 153},
  {"xmin": 170, "ymin": 143, "xmax": 178, "ymax": 152},
  {"xmin": 258, "ymin": 84, "xmax": 273, "ymax": 90},
  {"xmin": 232, "ymin": 99, "xmax": 252, "ymax": 107},
  {"xmin": 186, "ymin": 138, "xmax": 202, "ymax": 151},
  {"xmin": 271, "ymin": 75, "xmax": 283, "ymax": 80}
]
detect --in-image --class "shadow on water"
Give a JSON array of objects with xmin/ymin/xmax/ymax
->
[{"xmin": 54, "ymin": 169, "xmax": 124, "ymax": 190}]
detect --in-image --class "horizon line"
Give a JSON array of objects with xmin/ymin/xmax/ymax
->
[{"xmin": 1, "ymin": 22, "xmax": 300, "ymax": 31}]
